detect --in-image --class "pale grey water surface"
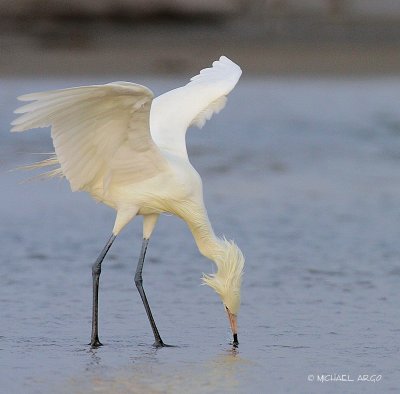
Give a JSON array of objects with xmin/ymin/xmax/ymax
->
[{"xmin": 1, "ymin": 77, "xmax": 400, "ymax": 393}]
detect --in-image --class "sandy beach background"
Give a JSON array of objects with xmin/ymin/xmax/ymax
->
[{"xmin": 1, "ymin": 0, "xmax": 400, "ymax": 76}]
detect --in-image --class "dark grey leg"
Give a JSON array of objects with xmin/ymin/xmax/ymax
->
[
  {"xmin": 90, "ymin": 234, "xmax": 116, "ymax": 348},
  {"xmin": 135, "ymin": 238, "xmax": 165, "ymax": 347}
]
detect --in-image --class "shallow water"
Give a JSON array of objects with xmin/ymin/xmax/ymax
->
[{"xmin": 1, "ymin": 77, "xmax": 400, "ymax": 393}]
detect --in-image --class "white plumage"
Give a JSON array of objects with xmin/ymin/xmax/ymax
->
[
  {"xmin": 150, "ymin": 56, "xmax": 241, "ymax": 157},
  {"xmin": 12, "ymin": 55, "xmax": 244, "ymax": 346}
]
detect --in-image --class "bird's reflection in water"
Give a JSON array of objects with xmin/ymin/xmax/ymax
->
[
  {"xmin": 132, "ymin": 349, "xmax": 244, "ymax": 393},
  {"xmin": 87, "ymin": 348, "xmax": 102, "ymax": 369},
  {"xmin": 71, "ymin": 346, "xmax": 246, "ymax": 394},
  {"xmin": 202, "ymin": 348, "xmax": 242, "ymax": 391}
]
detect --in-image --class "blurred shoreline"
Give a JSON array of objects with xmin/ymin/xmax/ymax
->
[{"xmin": 2, "ymin": 18, "xmax": 400, "ymax": 76}]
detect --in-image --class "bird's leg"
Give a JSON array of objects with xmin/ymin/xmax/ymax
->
[
  {"xmin": 135, "ymin": 238, "xmax": 165, "ymax": 347},
  {"xmin": 90, "ymin": 234, "xmax": 116, "ymax": 348}
]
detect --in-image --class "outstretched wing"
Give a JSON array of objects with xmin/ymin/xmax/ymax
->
[
  {"xmin": 12, "ymin": 82, "xmax": 168, "ymax": 193},
  {"xmin": 150, "ymin": 56, "xmax": 242, "ymax": 157}
]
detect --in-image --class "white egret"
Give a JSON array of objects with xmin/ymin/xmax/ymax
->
[{"xmin": 11, "ymin": 56, "xmax": 244, "ymax": 348}]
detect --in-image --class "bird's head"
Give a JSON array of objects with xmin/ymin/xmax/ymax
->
[{"xmin": 202, "ymin": 238, "xmax": 244, "ymax": 346}]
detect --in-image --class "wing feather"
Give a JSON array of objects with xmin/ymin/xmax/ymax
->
[
  {"xmin": 190, "ymin": 96, "xmax": 227, "ymax": 129},
  {"xmin": 12, "ymin": 82, "xmax": 168, "ymax": 193},
  {"xmin": 150, "ymin": 56, "xmax": 242, "ymax": 157}
]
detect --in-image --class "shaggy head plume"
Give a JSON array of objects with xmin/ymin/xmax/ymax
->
[{"xmin": 202, "ymin": 238, "xmax": 244, "ymax": 314}]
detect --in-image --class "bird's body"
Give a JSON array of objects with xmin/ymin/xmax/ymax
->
[
  {"xmin": 87, "ymin": 150, "xmax": 201, "ymax": 228},
  {"xmin": 12, "ymin": 56, "xmax": 244, "ymax": 347}
]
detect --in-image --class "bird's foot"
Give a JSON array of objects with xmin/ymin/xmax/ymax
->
[
  {"xmin": 153, "ymin": 340, "xmax": 175, "ymax": 348},
  {"xmin": 89, "ymin": 337, "xmax": 103, "ymax": 348}
]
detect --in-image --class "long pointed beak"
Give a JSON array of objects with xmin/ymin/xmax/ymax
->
[{"xmin": 226, "ymin": 308, "xmax": 238, "ymax": 346}]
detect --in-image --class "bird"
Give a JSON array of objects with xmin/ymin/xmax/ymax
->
[{"xmin": 11, "ymin": 55, "xmax": 245, "ymax": 348}]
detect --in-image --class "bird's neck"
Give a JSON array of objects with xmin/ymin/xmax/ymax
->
[
  {"xmin": 185, "ymin": 208, "xmax": 227, "ymax": 261},
  {"xmin": 185, "ymin": 209, "xmax": 244, "ymax": 313}
]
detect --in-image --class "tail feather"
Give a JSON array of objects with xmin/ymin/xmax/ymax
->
[{"xmin": 18, "ymin": 154, "xmax": 64, "ymax": 180}]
